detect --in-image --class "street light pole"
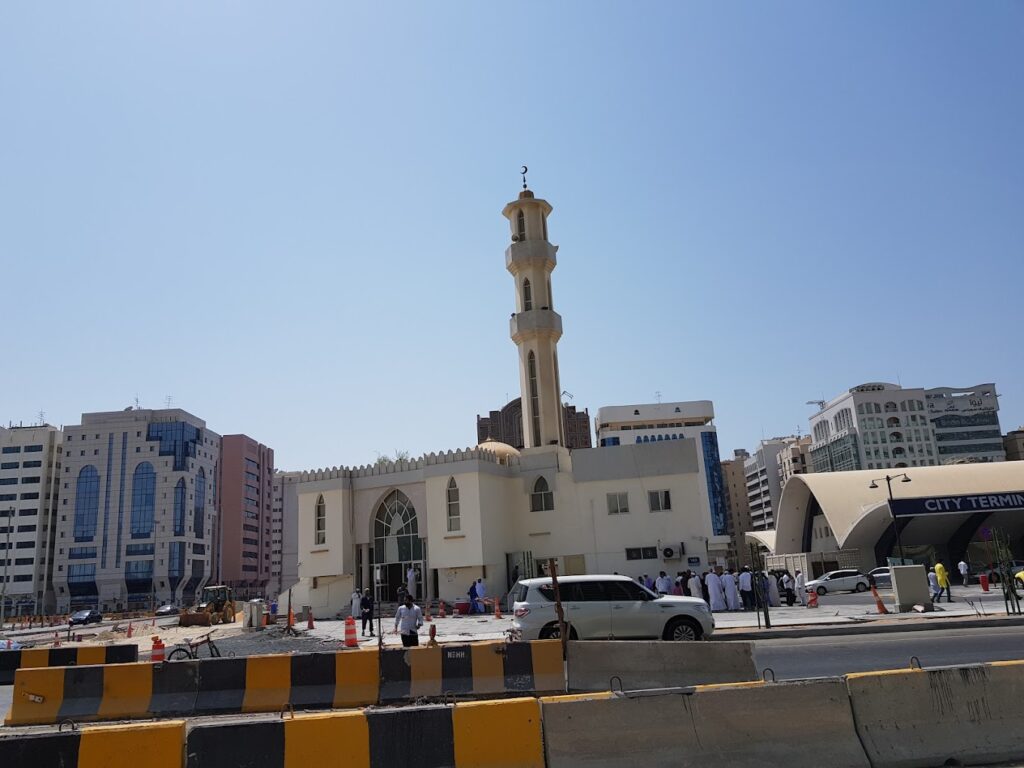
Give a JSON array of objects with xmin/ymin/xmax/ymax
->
[{"xmin": 870, "ymin": 474, "xmax": 911, "ymax": 564}]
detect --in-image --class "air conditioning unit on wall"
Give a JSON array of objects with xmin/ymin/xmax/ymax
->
[{"xmin": 661, "ymin": 543, "xmax": 684, "ymax": 561}]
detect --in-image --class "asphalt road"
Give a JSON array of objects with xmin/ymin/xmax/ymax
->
[{"xmin": 754, "ymin": 624, "xmax": 1024, "ymax": 679}]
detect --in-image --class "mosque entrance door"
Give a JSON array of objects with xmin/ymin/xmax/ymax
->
[{"xmin": 372, "ymin": 490, "xmax": 425, "ymax": 603}]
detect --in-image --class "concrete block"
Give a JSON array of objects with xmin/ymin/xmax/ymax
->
[
  {"xmin": 542, "ymin": 678, "xmax": 869, "ymax": 768},
  {"xmin": 567, "ymin": 641, "xmax": 757, "ymax": 692},
  {"xmin": 846, "ymin": 661, "xmax": 1024, "ymax": 768}
]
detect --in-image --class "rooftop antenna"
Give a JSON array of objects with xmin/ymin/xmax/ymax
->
[
  {"xmin": 655, "ymin": 391, "xmax": 662, "ymax": 404},
  {"xmin": 520, "ymin": 165, "xmax": 528, "ymax": 190},
  {"xmin": 37, "ymin": 410, "xmax": 45, "ymax": 426},
  {"xmin": 134, "ymin": 395, "xmax": 140, "ymax": 410},
  {"xmin": 561, "ymin": 390, "xmax": 574, "ymax": 401},
  {"xmin": 165, "ymin": 395, "xmax": 174, "ymax": 409}
]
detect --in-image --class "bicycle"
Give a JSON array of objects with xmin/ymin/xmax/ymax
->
[{"xmin": 166, "ymin": 631, "xmax": 222, "ymax": 660}]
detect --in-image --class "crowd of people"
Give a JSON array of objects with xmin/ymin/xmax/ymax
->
[{"xmin": 638, "ymin": 566, "xmax": 807, "ymax": 611}]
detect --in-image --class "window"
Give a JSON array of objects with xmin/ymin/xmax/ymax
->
[
  {"xmin": 606, "ymin": 492, "xmax": 629, "ymax": 515},
  {"xmin": 522, "ymin": 278, "xmax": 533, "ymax": 311},
  {"xmin": 73, "ymin": 465, "xmax": 100, "ymax": 541},
  {"xmin": 194, "ymin": 467, "xmax": 206, "ymax": 539},
  {"xmin": 606, "ymin": 580, "xmax": 651, "ymax": 601},
  {"xmin": 68, "ymin": 563, "xmax": 96, "ymax": 582},
  {"xmin": 19, "ymin": 492, "xmax": 38, "ymax": 500},
  {"xmin": 446, "ymin": 477, "xmax": 460, "ymax": 532},
  {"xmin": 625, "ymin": 546, "xmax": 659, "ymax": 560},
  {"xmin": 516, "ymin": 209, "xmax": 525, "ymax": 239},
  {"xmin": 129, "ymin": 462, "xmax": 156, "ymax": 539},
  {"xmin": 125, "ymin": 543, "xmax": 154, "ymax": 556},
  {"xmin": 24, "ymin": 445, "xmax": 42, "ymax": 453},
  {"xmin": 22, "ymin": 460, "xmax": 41, "ymax": 468},
  {"xmin": 173, "ymin": 478, "xmax": 186, "ymax": 537},
  {"xmin": 648, "ymin": 490, "xmax": 671, "ymax": 512},
  {"xmin": 314, "ymin": 494, "xmax": 326, "ymax": 545},
  {"xmin": 528, "ymin": 351, "xmax": 541, "ymax": 447},
  {"xmin": 531, "ymin": 477, "xmax": 554, "ymax": 512},
  {"xmin": 1, "ymin": 446, "xmax": 21, "ymax": 454},
  {"xmin": 0, "ymin": 478, "xmax": 15, "ymax": 486},
  {"xmin": 373, "ymin": 490, "xmax": 422, "ymax": 562},
  {"xmin": 0, "ymin": 462, "xmax": 17, "ymax": 470}
]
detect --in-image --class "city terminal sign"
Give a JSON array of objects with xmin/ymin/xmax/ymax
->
[{"xmin": 890, "ymin": 492, "xmax": 1024, "ymax": 518}]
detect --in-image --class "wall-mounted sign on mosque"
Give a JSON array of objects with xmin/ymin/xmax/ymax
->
[{"xmin": 891, "ymin": 492, "xmax": 1024, "ymax": 518}]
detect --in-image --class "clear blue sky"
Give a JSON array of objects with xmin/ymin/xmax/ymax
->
[{"xmin": 2, "ymin": 4, "xmax": 1021, "ymax": 470}]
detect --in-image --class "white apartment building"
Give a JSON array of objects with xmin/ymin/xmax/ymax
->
[
  {"xmin": 0, "ymin": 425, "xmax": 62, "ymax": 616},
  {"xmin": 744, "ymin": 437, "xmax": 802, "ymax": 530},
  {"xmin": 52, "ymin": 409, "xmax": 220, "ymax": 613},
  {"xmin": 594, "ymin": 401, "xmax": 728, "ymax": 541},
  {"xmin": 776, "ymin": 435, "xmax": 813, "ymax": 484},
  {"xmin": 808, "ymin": 383, "xmax": 1004, "ymax": 474},
  {"xmin": 270, "ymin": 470, "xmax": 300, "ymax": 597}
]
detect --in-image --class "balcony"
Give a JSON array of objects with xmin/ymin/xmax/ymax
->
[{"xmin": 510, "ymin": 309, "xmax": 563, "ymax": 342}]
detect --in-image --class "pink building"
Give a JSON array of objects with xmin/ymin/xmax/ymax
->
[{"xmin": 217, "ymin": 435, "xmax": 274, "ymax": 598}]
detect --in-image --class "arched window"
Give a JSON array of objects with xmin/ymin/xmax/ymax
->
[
  {"xmin": 523, "ymin": 278, "xmax": 533, "ymax": 311},
  {"xmin": 890, "ymin": 432, "xmax": 904, "ymax": 442},
  {"xmin": 73, "ymin": 465, "xmax": 100, "ymax": 542},
  {"xmin": 541, "ymin": 214, "xmax": 548, "ymax": 241},
  {"xmin": 887, "ymin": 416, "xmax": 901, "ymax": 428},
  {"xmin": 173, "ymin": 478, "xmax": 186, "ymax": 537},
  {"xmin": 884, "ymin": 402, "xmax": 897, "ymax": 413},
  {"xmin": 516, "ymin": 209, "xmax": 526, "ymax": 240},
  {"xmin": 373, "ymin": 490, "xmax": 421, "ymax": 562},
  {"xmin": 446, "ymin": 478, "xmax": 460, "ymax": 533},
  {"xmin": 528, "ymin": 351, "xmax": 541, "ymax": 447},
  {"xmin": 531, "ymin": 476, "xmax": 554, "ymax": 512},
  {"xmin": 314, "ymin": 494, "xmax": 326, "ymax": 545},
  {"xmin": 194, "ymin": 467, "xmax": 206, "ymax": 539},
  {"xmin": 546, "ymin": 277, "xmax": 553, "ymax": 309},
  {"xmin": 130, "ymin": 462, "xmax": 156, "ymax": 539}
]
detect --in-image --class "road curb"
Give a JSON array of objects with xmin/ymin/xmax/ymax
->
[{"xmin": 717, "ymin": 614, "xmax": 1024, "ymax": 641}]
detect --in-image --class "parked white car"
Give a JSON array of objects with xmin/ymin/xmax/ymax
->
[
  {"xmin": 511, "ymin": 574, "xmax": 714, "ymax": 642},
  {"xmin": 805, "ymin": 569, "xmax": 870, "ymax": 595}
]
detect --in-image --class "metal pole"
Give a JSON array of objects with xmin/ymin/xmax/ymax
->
[
  {"xmin": 547, "ymin": 558, "xmax": 568, "ymax": 661},
  {"xmin": 886, "ymin": 476, "xmax": 906, "ymax": 563},
  {"xmin": 0, "ymin": 506, "xmax": 12, "ymax": 629}
]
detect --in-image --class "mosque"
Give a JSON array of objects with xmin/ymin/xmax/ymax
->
[{"xmin": 283, "ymin": 180, "xmax": 731, "ymax": 614}]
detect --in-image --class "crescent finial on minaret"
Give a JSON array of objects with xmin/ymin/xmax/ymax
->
[{"xmin": 521, "ymin": 165, "xmax": 528, "ymax": 190}]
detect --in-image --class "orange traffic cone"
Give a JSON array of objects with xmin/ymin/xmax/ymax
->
[
  {"xmin": 427, "ymin": 623, "xmax": 438, "ymax": 647},
  {"xmin": 307, "ymin": 610, "xmax": 315, "ymax": 630},
  {"xmin": 53, "ymin": 632, "xmax": 60, "ymax": 648},
  {"xmin": 438, "ymin": 601, "xmax": 446, "ymax": 619},
  {"xmin": 151, "ymin": 636, "xmax": 165, "ymax": 662},
  {"xmin": 127, "ymin": 621, "xmax": 133, "ymax": 638},
  {"xmin": 424, "ymin": 603, "xmax": 432, "ymax": 622},
  {"xmin": 871, "ymin": 586, "xmax": 889, "ymax": 615},
  {"xmin": 344, "ymin": 616, "xmax": 358, "ymax": 648},
  {"xmin": 288, "ymin": 608, "xmax": 296, "ymax": 628},
  {"xmin": 807, "ymin": 591, "xmax": 819, "ymax": 609},
  {"xmin": 493, "ymin": 598, "xmax": 502, "ymax": 620}
]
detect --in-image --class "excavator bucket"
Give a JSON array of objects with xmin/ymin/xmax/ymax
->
[{"xmin": 179, "ymin": 612, "xmax": 212, "ymax": 627}]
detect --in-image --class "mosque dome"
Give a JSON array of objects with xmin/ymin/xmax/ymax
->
[{"xmin": 476, "ymin": 438, "xmax": 521, "ymax": 460}]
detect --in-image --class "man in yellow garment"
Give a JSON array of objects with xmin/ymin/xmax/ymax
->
[{"xmin": 935, "ymin": 562, "xmax": 953, "ymax": 603}]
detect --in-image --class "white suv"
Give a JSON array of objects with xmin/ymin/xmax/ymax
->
[
  {"xmin": 511, "ymin": 574, "xmax": 714, "ymax": 642},
  {"xmin": 804, "ymin": 569, "xmax": 870, "ymax": 595}
]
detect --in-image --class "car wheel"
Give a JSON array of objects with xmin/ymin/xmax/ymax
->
[
  {"xmin": 540, "ymin": 622, "xmax": 577, "ymax": 640},
  {"xmin": 663, "ymin": 617, "xmax": 701, "ymax": 642},
  {"xmin": 816, "ymin": 586, "xmax": 827, "ymax": 596},
  {"xmin": 855, "ymin": 582, "xmax": 868, "ymax": 593}
]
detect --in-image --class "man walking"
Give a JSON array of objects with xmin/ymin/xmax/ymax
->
[
  {"xmin": 935, "ymin": 562, "xmax": 953, "ymax": 602},
  {"xmin": 360, "ymin": 588, "xmax": 375, "ymax": 637},
  {"xmin": 795, "ymin": 570, "xmax": 807, "ymax": 606},
  {"xmin": 781, "ymin": 572, "xmax": 796, "ymax": 606},
  {"xmin": 738, "ymin": 567, "xmax": 754, "ymax": 611},
  {"xmin": 475, "ymin": 578, "xmax": 486, "ymax": 613},
  {"xmin": 393, "ymin": 594, "xmax": 423, "ymax": 647},
  {"xmin": 655, "ymin": 571, "xmax": 673, "ymax": 595},
  {"xmin": 407, "ymin": 566, "xmax": 418, "ymax": 601},
  {"xmin": 958, "ymin": 559, "xmax": 970, "ymax": 587}
]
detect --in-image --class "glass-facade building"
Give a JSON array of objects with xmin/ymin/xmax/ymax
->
[{"xmin": 52, "ymin": 409, "xmax": 220, "ymax": 613}]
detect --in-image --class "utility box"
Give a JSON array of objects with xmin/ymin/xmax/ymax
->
[
  {"xmin": 243, "ymin": 601, "xmax": 265, "ymax": 632},
  {"xmin": 891, "ymin": 565, "xmax": 931, "ymax": 613}
]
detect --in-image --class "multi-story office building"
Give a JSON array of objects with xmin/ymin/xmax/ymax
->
[
  {"xmin": 52, "ymin": 409, "xmax": 220, "ymax": 613},
  {"xmin": 721, "ymin": 449, "xmax": 753, "ymax": 567},
  {"xmin": 270, "ymin": 471, "xmax": 300, "ymax": 598},
  {"xmin": 1005, "ymin": 429, "xmax": 1024, "ymax": 462},
  {"xmin": 0, "ymin": 425, "xmax": 62, "ymax": 616},
  {"xmin": 744, "ymin": 437, "xmax": 801, "ymax": 531},
  {"xmin": 594, "ymin": 401, "xmax": 728, "ymax": 540},
  {"xmin": 476, "ymin": 399, "xmax": 592, "ymax": 450},
  {"xmin": 776, "ymin": 435, "xmax": 813, "ymax": 484},
  {"xmin": 217, "ymin": 435, "xmax": 274, "ymax": 599},
  {"xmin": 808, "ymin": 383, "xmax": 1004, "ymax": 473}
]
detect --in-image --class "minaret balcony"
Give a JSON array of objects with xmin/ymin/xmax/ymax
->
[
  {"xmin": 510, "ymin": 309, "xmax": 563, "ymax": 342},
  {"xmin": 505, "ymin": 240, "xmax": 557, "ymax": 275}
]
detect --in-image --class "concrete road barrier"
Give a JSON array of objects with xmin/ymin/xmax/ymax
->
[
  {"xmin": 378, "ymin": 640, "xmax": 563, "ymax": 703},
  {"xmin": 846, "ymin": 661, "xmax": 1024, "ymax": 768},
  {"xmin": 566, "ymin": 641, "xmax": 756, "ymax": 691},
  {"xmin": 0, "ymin": 719, "xmax": 183, "ymax": 768},
  {"xmin": 184, "ymin": 697, "xmax": 544, "ymax": 768},
  {"xmin": 0, "ymin": 644, "xmax": 137, "ymax": 685},
  {"xmin": 542, "ymin": 678, "xmax": 870, "ymax": 768}
]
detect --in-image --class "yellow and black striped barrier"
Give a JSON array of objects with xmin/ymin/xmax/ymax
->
[
  {"xmin": 0, "ymin": 719, "xmax": 183, "ymax": 768},
  {"xmin": 6, "ymin": 641, "xmax": 563, "ymax": 726},
  {"xmin": 0, "ymin": 644, "xmax": 137, "ymax": 685},
  {"xmin": 184, "ymin": 697, "xmax": 545, "ymax": 768}
]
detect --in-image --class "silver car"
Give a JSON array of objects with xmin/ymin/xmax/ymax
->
[
  {"xmin": 511, "ymin": 574, "xmax": 714, "ymax": 642},
  {"xmin": 805, "ymin": 569, "xmax": 870, "ymax": 595}
]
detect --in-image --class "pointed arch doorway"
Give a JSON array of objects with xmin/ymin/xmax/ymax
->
[{"xmin": 372, "ymin": 490, "xmax": 425, "ymax": 603}]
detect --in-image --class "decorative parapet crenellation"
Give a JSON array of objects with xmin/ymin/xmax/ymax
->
[{"xmin": 290, "ymin": 446, "xmax": 520, "ymax": 484}]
